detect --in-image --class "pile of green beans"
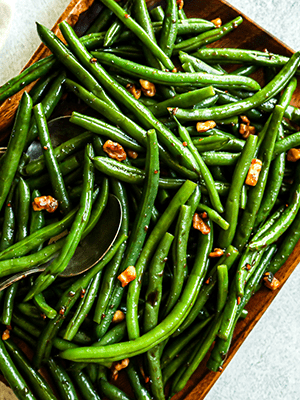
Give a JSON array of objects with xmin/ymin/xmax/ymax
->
[{"xmin": 1, "ymin": 1, "xmax": 300, "ymax": 399}]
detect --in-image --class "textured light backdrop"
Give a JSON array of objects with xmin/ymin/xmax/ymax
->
[{"xmin": 0, "ymin": 1, "xmax": 300, "ymax": 399}]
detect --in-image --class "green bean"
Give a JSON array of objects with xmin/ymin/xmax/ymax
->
[
  {"xmin": 233, "ymin": 105, "xmax": 285, "ymax": 252},
  {"xmin": 98, "ymin": 375, "xmax": 132, "ymax": 400},
  {"xmin": 92, "ymin": 156, "xmax": 185, "ymax": 188},
  {"xmin": 4, "ymin": 339, "xmax": 56, "ymax": 400},
  {"xmin": 0, "ymin": 181, "xmax": 17, "ymax": 252},
  {"xmin": 216, "ymin": 264, "xmax": 229, "ymax": 313},
  {"xmin": 17, "ymin": 302, "xmax": 42, "ymax": 320},
  {"xmin": 173, "ymin": 245, "xmax": 239, "ymax": 336},
  {"xmin": 179, "ymin": 51, "xmax": 224, "ymax": 75},
  {"xmin": 24, "ymin": 144, "xmax": 95, "ymax": 300},
  {"xmin": 159, "ymin": 0, "xmax": 178, "ymax": 57},
  {"xmin": 33, "ymin": 292, "xmax": 57, "ymax": 319},
  {"xmin": 32, "ymin": 233, "xmax": 126, "ymax": 368},
  {"xmin": 26, "ymin": 71, "xmax": 66, "ymax": 147},
  {"xmin": 147, "ymin": 86, "xmax": 216, "ymax": 117},
  {"xmin": 69, "ymin": 112, "xmax": 143, "ymax": 151},
  {"xmin": 218, "ymin": 134, "xmax": 257, "ymax": 248},
  {"xmin": 70, "ymin": 370, "xmax": 101, "ymax": 400},
  {"xmin": 25, "ymin": 131, "xmax": 93, "ymax": 177},
  {"xmin": 150, "ymin": 5, "xmax": 164, "ymax": 21},
  {"xmin": 218, "ymin": 281, "xmax": 238, "ymax": 341},
  {"xmin": 194, "ymin": 47, "xmax": 300, "ymax": 69},
  {"xmin": 173, "ymin": 116, "xmax": 224, "ymax": 213},
  {"xmin": 249, "ymin": 189, "xmax": 300, "ymax": 251},
  {"xmin": 197, "ymin": 202, "xmax": 229, "ymax": 230},
  {"xmin": 47, "ymin": 358, "xmax": 79, "ymax": 400},
  {"xmin": 0, "ymin": 56, "xmax": 57, "ymax": 104},
  {"xmin": 11, "ymin": 326, "xmax": 37, "ymax": 348},
  {"xmin": 170, "ymin": 314, "xmax": 223, "ymax": 395},
  {"xmin": 0, "ymin": 338, "xmax": 37, "ymax": 400},
  {"xmin": 34, "ymin": 103, "xmax": 72, "ymax": 215},
  {"xmin": 104, "ymin": 0, "xmax": 132, "ymax": 47},
  {"xmin": 58, "ymin": 23, "xmax": 197, "ymax": 172},
  {"xmin": 93, "ymin": 180, "xmax": 128, "ymax": 325},
  {"xmin": 2, "ymin": 283, "xmax": 19, "ymax": 326},
  {"xmin": 126, "ymin": 360, "xmax": 152, "ymax": 400},
  {"xmin": 96, "ymin": 321, "xmax": 127, "ymax": 346},
  {"xmin": 162, "ymin": 339, "xmax": 199, "ymax": 386},
  {"xmin": 36, "ymin": 24, "xmax": 117, "ymax": 112},
  {"xmin": 30, "ymin": 70, "xmax": 59, "ymax": 105},
  {"xmin": 163, "ymin": 209, "xmax": 191, "ymax": 317},
  {"xmin": 93, "ymin": 52, "xmax": 261, "ymax": 91},
  {"xmin": 172, "ymin": 52, "xmax": 300, "ymax": 121},
  {"xmin": 272, "ymin": 131, "xmax": 300, "ymax": 158},
  {"xmin": 173, "ymin": 17, "xmax": 243, "ymax": 54},
  {"xmin": 87, "ymin": 7, "xmax": 114, "ymax": 34},
  {"xmin": 126, "ymin": 180, "xmax": 197, "ymax": 340},
  {"xmin": 144, "ymin": 232, "xmax": 174, "ymax": 399},
  {"xmin": 29, "ymin": 190, "xmax": 45, "ymax": 252},
  {"xmin": 161, "ymin": 315, "xmax": 213, "ymax": 370},
  {"xmin": 86, "ymin": 1, "xmax": 174, "ymax": 70},
  {"xmin": 12, "ymin": 313, "xmax": 42, "ymax": 338},
  {"xmin": 0, "ymin": 92, "xmax": 32, "ymax": 213},
  {"xmin": 64, "ymin": 272, "xmax": 102, "ymax": 341}
]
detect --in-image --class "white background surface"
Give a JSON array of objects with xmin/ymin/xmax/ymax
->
[{"xmin": 0, "ymin": 1, "xmax": 300, "ymax": 399}]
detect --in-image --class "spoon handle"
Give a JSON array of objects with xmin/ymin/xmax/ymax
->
[{"xmin": 0, "ymin": 267, "xmax": 45, "ymax": 291}]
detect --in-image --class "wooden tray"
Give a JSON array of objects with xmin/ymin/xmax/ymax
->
[{"xmin": 0, "ymin": 0, "xmax": 299, "ymax": 399}]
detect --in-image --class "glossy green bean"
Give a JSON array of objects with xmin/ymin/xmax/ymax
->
[
  {"xmin": 172, "ymin": 52, "xmax": 300, "ymax": 121},
  {"xmin": 0, "ymin": 338, "xmax": 37, "ymax": 400},
  {"xmin": 0, "ymin": 92, "xmax": 32, "ymax": 213},
  {"xmin": 93, "ymin": 51, "xmax": 261, "ymax": 91},
  {"xmin": 173, "ymin": 17, "xmax": 243, "ymax": 54},
  {"xmin": 218, "ymin": 134, "xmax": 257, "ymax": 248}
]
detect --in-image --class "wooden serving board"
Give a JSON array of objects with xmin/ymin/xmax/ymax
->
[{"xmin": 0, "ymin": 0, "xmax": 299, "ymax": 399}]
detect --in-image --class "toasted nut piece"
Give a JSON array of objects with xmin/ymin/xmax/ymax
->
[
  {"xmin": 196, "ymin": 120, "xmax": 216, "ymax": 133},
  {"xmin": 139, "ymin": 79, "xmax": 156, "ymax": 97},
  {"xmin": 211, "ymin": 17, "xmax": 222, "ymax": 27},
  {"xmin": 287, "ymin": 148, "xmax": 300, "ymax": 162},
  {"xmin": 240, "ymin": 115, "xmax": 250, "ymax": 125},
  {"xmin": 200, "ymin": 211, "xmax": 208, "ymax": 219},
  {"xmin": 111, "ymin": 358, "xmax": 130, "ymax": 380},
  {"xmin": 118, "ymin": 266, "xmax": 136, "ymax": 287},
  {"xmin": 263, "ymin": 272, "xmax": 280, "ymax": 290},
  {"xmin": 103, "ymin": 140, "xmax": 127, "ymax": 161},
  {"xmin": 193, "ymin": 213, "xmax": 211, "ymax": 235},
  {"xmin": 2, "ymin": 329, "xmax": 10, "ymax": 341},
  {"xmin": 32, "ymin": 196, "xmax": 59, "ymax": 213},
  {"xmin": 126, "ymin": 83, "xmax": 141, "ymax": 100},
  {"xmin": 245, "ymin": 159, "xmax": 262, "ymax": 186},
  {"xmin": 209, "ymin": 248, "xmax": 224, "ymax": 257},
  {"xmin": 127, "ymin": 150, "xmax": 138, "ymax": 159},
  {"xmin": 176, "ymin": 0, "xmax": 184, "ymax": 10},
  {"xmin": 112, "ymin": 310, "xmax": 125, "ymax": 323},
  {"xmin": 239, "ymin": 123, "xmax": 256, "ymax": 139}
]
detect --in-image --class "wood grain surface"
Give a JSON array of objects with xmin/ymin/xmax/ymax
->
[{"xmin": 0, "ymin": 0, "xmax": 299, "ymax": 399}]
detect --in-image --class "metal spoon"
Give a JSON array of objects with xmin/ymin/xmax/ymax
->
[{"xmin": 0, "ymin": 117, "xmax": 122, "ymax": 291}]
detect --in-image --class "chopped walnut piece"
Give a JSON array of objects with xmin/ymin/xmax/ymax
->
[
  {"xmin": 245, "ymin": 159, "xmax": 262, "ymax": 186},
  {"xmin": 240, "ymin": 115, "xmax": 250, "ymax": 125},
  {"xmin": 239, "ymin": 123, "xmax": 256, "ymax": 139},
  {"xmin": 176, "ymin": 0, "xmax": 184, "ymax": 10},
  {"xmin": 103, "ymin": 140, "xmax": 127, "ymax": 161},
  {"xmin": 32, "ymin": 196, "xmax": 59, "ymax": 213},
  {"xmin": 209, "ymin": 248, "xmax": 224, "ymax": 258},
  {"xmin": 263, "ymin": 272, "xmax": 281, "ymax": 290},
  {"xmin": 127, "ymin": 150, "xmax": 138, "ymax": 159},
  {"xmin": 196, "ymin": 120, "xmax": 216, "ymax": 133},
  {"xmin": 111, "ymin": 358, "xmax": 130, "ymax": 380},
  {"xmin": 2, "ymin": 329, "xmax": 10, "ymax": 341},
  {"xmin": 118, "ymin": 266, "xmax": 136, "ymax": 287},
  {"xmin": 211, "ymin": 17, "xmax": 222, "ymax": 28},
  {"xmin": 112, "ymin": 310, "xmax": 125, "ymax": 323},
  {"xmin": 287, "ymin": 148, "xmax": 300, "ymax": 162},
  {"xmin": 126, "ymin": 83, "xmax": 141, "ymax": 99},
  {"xmin": 193, "ymin": 213, "xmax": 210, "ymax": 235},
  {"xmin": 139, "ymin": 79, "xmax": 156, "ymax": 97}
]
